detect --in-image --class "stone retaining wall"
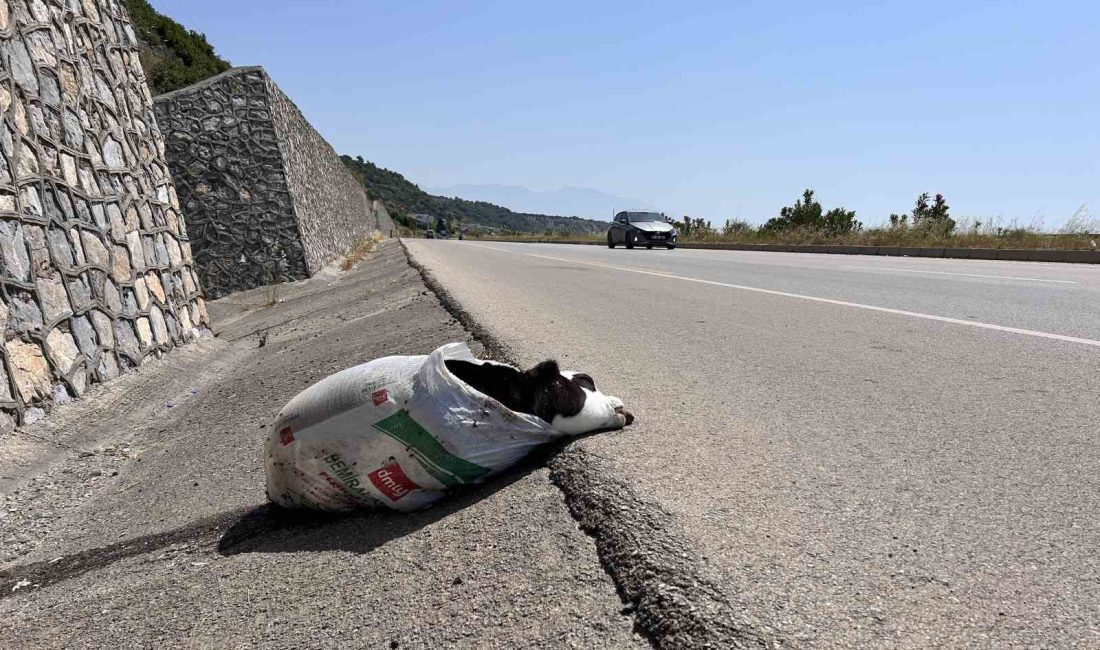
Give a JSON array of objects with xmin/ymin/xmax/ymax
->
[
  {"xmin": 154, "ymin": 67, "xmax": 393, "ymax": 298},
  {"xmin": 0, "ymin": 0, "xmax": 208, "ymax": 426}
]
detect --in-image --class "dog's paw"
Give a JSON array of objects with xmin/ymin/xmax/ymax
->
[{"xmin": 609, "ymin": 406, "xmax": 634, "ymax": 428}]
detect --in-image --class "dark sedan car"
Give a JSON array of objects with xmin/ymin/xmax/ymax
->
[{"xmin": 607, "ymin": 211, "xmax": 678, "ymax": 249}]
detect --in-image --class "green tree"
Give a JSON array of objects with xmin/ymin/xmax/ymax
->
[
  {"xmin": 762, "ymin": 189, "xmax": 823, "ymax": 232},
  {"xmin": 763, "ymin": 189, "xmax": 859, "ymax": 234},
  {"xmin": 909, "ymin": 192, "xmax": 955, "ymax": 235},
  {"xmin": 888, "ymin": 213, "xmax": 908, "ymax": 229},
  {"xmin": 762, "ymin": 190, "xmax": 861, "ymax": 235},
  {"xmin": 822, "ymin": 207, "xmax": 862, "ymax": 236},
  {"xmin": 693, "ymin": 217, "xmax": 715, "ymax": 236}
]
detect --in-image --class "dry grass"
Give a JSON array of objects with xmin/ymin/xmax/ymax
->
[
  {"xmin": 339, "ymin": 231, "xmax": 386, "ymax": 271},
  {"xmin": 679, "ymin": 229, "xmax": 1098, "ymax": 250},
  {"xmin": 263, "ymin": 283, "xmax": 280, "ymax": 307},
  {"xmin": 474, "ymin": 215, "xmax": 1099, "ymax": 251}
]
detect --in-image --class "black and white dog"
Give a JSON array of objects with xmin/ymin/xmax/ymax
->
[
  {"xmin": 446, "ymin": 359, "xmax": 634, "ymax": 434},
  {"xmin": 265, "ymin": 346, "xmax": 633, "ymax": 512}
]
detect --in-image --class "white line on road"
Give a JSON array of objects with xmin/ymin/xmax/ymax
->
[
  {"xmin": 841, "ymin": 266, "xmax": 1078, "ymax": 284},
  {"xmin": 475, "ymin": 244, "xmax": 1100, "ymax": 349}
]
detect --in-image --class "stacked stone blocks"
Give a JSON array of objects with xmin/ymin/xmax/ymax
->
[
  {"xmin": 0, "ymin": 0, "xmax": 208, "ymax": 423},
  {"xmin": 154, "ymin": 66, "xmax": 394, "ymax": 298}
]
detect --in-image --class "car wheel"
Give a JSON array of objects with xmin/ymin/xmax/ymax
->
[
  {"xmin": 646, "ymin": 244, "xmax": 653, "ymax": 249},
  {"xmin": 607, "ymin": 233, "xmax": 615, "ymax": 248},
  {"xmin": 666, "ymin": 244, "xmax": 676, "ymax": 250}
]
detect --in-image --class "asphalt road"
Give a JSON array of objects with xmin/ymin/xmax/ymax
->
[
  {"xmin": 0, "ymin": 243, "xmax": 643, "ymax": 649},
  {"xmin": 405, "ymin": 240, "xmax": 1100, "ymax": 648}
]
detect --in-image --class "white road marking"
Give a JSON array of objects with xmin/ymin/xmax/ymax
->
[
  {"xmin": 475, "ymin": 244, "xmax": 1100, "ymax": 349},
  {"xmin": 842, "ymin": 266, "xmax": 1078, "ymax": 284}
]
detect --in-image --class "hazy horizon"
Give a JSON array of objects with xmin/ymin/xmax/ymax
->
[
  {"xmin": 423, "ymin": 182, "xmax": 658, "ymax": 221},
  {"xmin": 155, "ymin": 0, "xmax": 1098, "ymax": 229}
]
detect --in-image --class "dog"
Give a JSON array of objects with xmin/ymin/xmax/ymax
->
[
  {"xmin": 445, "ymin": 358, "xmax": 634, "ymax": 434},
  {"xmin": 266, "ymin": 344, "xmax": 632, "ymax": 511}
]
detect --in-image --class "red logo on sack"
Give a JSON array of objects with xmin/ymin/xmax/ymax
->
[
  {"xmin": 368, "ymin": 462, "xmax": 419, "ymax": 501},
  {"xmin": 279, "ymin": 427, "xmax": 294, "ymax": 446},
  {"xmin": 372, "ymin": 389, "xmax": 390, "ymax": 406}
]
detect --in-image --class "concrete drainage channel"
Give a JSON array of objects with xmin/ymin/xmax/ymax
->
[{"xmin": 401, "ymin": 241, "xmax": 773, "ymax": 649}]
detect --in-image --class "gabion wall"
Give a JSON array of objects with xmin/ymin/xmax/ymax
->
[
  {"xmin": 154, "ymin": 67, "xmax": 394, "ymax": 298},
  {"xmin": 0, "ymin": 0, "xmax": 208, "ymax": 425}
]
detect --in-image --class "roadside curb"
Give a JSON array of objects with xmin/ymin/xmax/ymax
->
[
  {"xmin": 400, "ymin": 239, "xmax": 774, "ymax": 649},
  {"xmin": 476, "ymin": 238, "xmax": 1100, "ymax": 264}
]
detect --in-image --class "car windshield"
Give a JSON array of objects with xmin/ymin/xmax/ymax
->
[{"xmin": 626, "ymin": 213, "xmax": 665, "ymax": 223}]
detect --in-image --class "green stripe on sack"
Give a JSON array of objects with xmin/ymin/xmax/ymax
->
[{"xmin": 373, "ymin": 410, "xmax": 489, "ymax": 486}]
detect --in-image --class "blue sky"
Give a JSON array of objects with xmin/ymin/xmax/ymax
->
[{"xmin": 152, "ymin": 0, "xmax": 1098, "ymax": 227}]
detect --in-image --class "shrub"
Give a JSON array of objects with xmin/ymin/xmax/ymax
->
[
  {"xmin": 127, "ymin": 0, "xmax": 232, "ymax": 95},
  {"xmin": 763, "ymin": 189, "xmax": 861, "ymax": 235},
  {"xmin": 722, "ymin": 219, "xmax": 754, "ymax": 236},
  {"xmin": 763, "ymin": 189, "xmax": 821, "ymax": 232},
  {"xmin": 888, "ymin": 213, "xmax": 908, "ymax": 229},
  {"xmin": 664, "ymin": 215, "xmax": 715, "ymax": 238},
  {"xmin": 822, "ymin": 207, "xmax": 862, "ymax": 236},
  {"xmin": 909, "ymin": 192, "xmax": 956, "ymax": 236}
]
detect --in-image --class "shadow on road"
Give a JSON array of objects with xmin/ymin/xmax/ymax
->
[
  {"xmin": 216, "ymin": 458, "xmax": 541, "ymax": 556},
  {"xmin": 215, "ymin": 429, "xmax": 622, "ymax": 556},
  {"xmin": 0, "ymin": 443, "xmax": 575, "ymax": 600}
]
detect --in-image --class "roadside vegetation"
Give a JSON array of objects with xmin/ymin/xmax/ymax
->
[
  {"xmin": 127, "ymin": 0, "xmax": 232, "ymax": 95},
  {"xmin": 339, "ymin": 232, "xmax": 386, "ymax": 271},
  {"xmin": 123, "ymin": 4, "xmax": 1095, "ymax": 252},
  {"xmin": 477, "ymin": 190, "xmax": 1098, "ymax": 251}
]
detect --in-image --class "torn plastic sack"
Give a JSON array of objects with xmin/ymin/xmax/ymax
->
[{"xmin": 266, "ymin": 342, "xmax": 603, "ymax": 512}]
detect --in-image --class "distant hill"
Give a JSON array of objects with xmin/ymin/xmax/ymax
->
[
  {"xmin": 125, "ymin": 3, "xmax": 607, "ymax": 235},
  {"xmin": 126, "ymin": 0, "xmax": 232, "ymax": 95},
  {"xmin": 342, "ymin": 157, "xmax": 609, "ymax": 235},
  {"xmin": 425, "ymin": 183, "xmax": 656, "ymax": 221}
]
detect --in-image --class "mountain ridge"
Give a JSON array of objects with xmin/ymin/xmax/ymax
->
[
  {"xmin": 425, "ymin": 183, "xmax": 657, "ymax": 221},
  {"xmin": 342, "ymin": 157, "xmax": 609, "ymax": 235},
  {"xmin": 127, "ymin": 2, "xmax": 607, "ymax": 235}
]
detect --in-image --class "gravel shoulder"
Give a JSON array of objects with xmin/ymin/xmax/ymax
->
[{"xmin": 0, "ymin": 241, "xmax": 644, "ymax": 649}]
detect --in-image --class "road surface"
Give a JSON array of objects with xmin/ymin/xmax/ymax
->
[
  {"xmin": 405, "ymin": 240, "xmax": 1100, "ymax": 648},
  {"xmin": 0, "ymin": 243, "xmax": 643, "ymax": 649}
]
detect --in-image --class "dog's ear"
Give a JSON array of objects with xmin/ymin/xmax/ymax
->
[
  {"xmin": 571, "ymin": 372, "xmax": 596, "ymax": 392},
  {"xmin": 525, "ymin": 360, "xmax": 561, "ymax": 384}
]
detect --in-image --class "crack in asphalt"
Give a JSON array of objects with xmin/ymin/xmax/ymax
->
[
  {"xmin": 402, "ymin": 240, "xmax": 775, "ymax": 649},
  {"xmin": 0, "ymin": 504, "xmax": 383, "ymax": 599},
  {"xmin": 0, "ymin": 506, "xmax": 257, "ymax": 600},
  {"xmin": 3, "ymin": 241, "xmax": 774, "ymax": 648}
]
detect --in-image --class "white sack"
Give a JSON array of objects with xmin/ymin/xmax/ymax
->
[{"xmin": 266, "ymin": 342, "xmax": 606, "ymax": 512}]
